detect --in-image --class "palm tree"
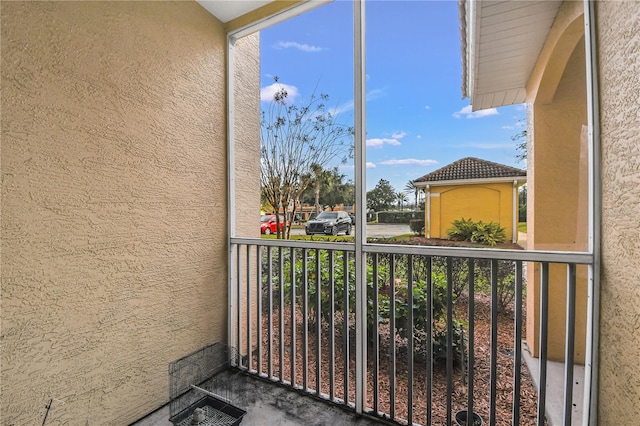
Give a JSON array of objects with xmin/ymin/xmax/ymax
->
[
  {"xmin": 404, "ymin": 180, "xmax": 421, "ymax": 210},
  {"xmin": 396, "ymin": 191, "xmax": 408, "ymax": 211}
]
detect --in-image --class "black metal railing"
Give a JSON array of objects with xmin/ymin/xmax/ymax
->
[{"xmin": 229, "ymin": 238, "xmax": 591, "ymax": 425}]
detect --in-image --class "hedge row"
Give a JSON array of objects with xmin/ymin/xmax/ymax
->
[{"xmin": 377, "ymin": 210, "xmax": 424, "ymax": 224}]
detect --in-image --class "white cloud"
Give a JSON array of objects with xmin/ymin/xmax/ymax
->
[
  {"xmin": 379, "ymin": 159, "xmax": 439, "ymax": 166},
  {"xmin": 274, "ymin": 41, "xmax": 323, "ymax": 52},
  {"xmin": 502, "ymin": 121, "xmax": 526, "ymax": 130},
  {"xmin": 366, "ymin": 88, "xmax": 385, "ymax": 102},
  {"xmin": 424, "ymin": 105, "xmax": 431, "ymax": 110},
  {"xmin": 329, "ymin": 88, "xmax": 385, "ymax": 115},
  {"xmin": 391, "ymin": 131, "xmax": 407, "ymax": 139},
  {"xmin": 338, "ymin": 162, "xmax": 377, "ymax": 170},
  {"xmin": 453, "ymin": 105, "xmax": 499, "ymax": 119},
  {"xmin": 366, "ymin": 138, "xmax": 402, "ymax": 148},
  {"xmin": 260, "ymin": 83, "xmax": 299, "ymax": 103},
  {"xmin": 416, "ymin": 135, "xmax": 422, "ymax": 139}
]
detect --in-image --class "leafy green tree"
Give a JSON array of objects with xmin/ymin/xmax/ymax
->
[
  {"xmin": 366, "ymin": 179, "xmax": 396, "ymax": 212},
  {"xmin": 261, "ymin": 77, "xmax": 353, "ymax": 238},
  {"xmin": 299, "ymin": 167, "xmax": 354, "ymax": 212}
]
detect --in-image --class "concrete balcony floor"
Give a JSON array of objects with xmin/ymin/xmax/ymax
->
[
  {"xmin": 133, "ymin": 370, "xmax": 388, "ymax": 426},
  {"xmin": 523, "ymin": 343, "xmax": 585, "ymax": 426}
]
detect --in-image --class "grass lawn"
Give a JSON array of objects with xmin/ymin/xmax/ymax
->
[{"xmin": 518, "ymin": 222, "xmax": 527, "ymax": 233}]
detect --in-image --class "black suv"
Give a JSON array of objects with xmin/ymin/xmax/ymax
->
[{"xmin": 305, "ymin": 211, "xmax": 352, "ymax": 236}]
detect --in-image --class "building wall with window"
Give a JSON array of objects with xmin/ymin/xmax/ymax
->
[
  {"xmin": 1, "ymin": 2, "xmax": 259, "ymax": 424},
  {"xmin": 596, "ymin": 1, "xmax": 640, "ymax": 421}
]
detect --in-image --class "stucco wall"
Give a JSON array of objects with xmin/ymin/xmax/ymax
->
[
  {"xmin": 1, "ymin": 2, "xmax": 259, "ymax": 424},
  {"xmin": 596, "ymin": 1, "xmax": 640, "ymax": 422},
  {"xmin": 426, "ymin": 182, "xmax": 518, "ymax": 241},
  {"xmin": 525, "ymin": 5, "xmax": 589, "ymax": 363}
]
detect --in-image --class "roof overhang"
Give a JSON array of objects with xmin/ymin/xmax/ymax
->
[
  {"xmin": 461, "ymin": 0, "xmax": 562, "ymax": 111},
  {"xmin": 415, "ymin": 176, "xmax": 526, "ymax": 188}
]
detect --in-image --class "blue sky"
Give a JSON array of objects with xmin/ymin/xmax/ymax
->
[{"xmin": 259, "ymin": 0, "xmax": 525, "ymax": 197}]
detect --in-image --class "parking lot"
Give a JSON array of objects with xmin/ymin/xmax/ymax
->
[{"xmin": 289, "ymin": 223, "xmax": 410, "ymax": 238}]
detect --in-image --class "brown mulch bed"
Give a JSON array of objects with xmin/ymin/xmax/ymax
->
[{"xmin": 251, "ymin": 291, "xmax": 539, "ymax": 426}]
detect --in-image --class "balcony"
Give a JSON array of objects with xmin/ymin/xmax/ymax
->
[{"xmin": 226, "ymin": 238, "xmax": 590, "ymax": 425}]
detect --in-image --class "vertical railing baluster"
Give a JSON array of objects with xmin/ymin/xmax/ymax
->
[
  {"xmin": 446, "ymin": 257, "xmax": 453, "ymax": 426},
  {"xmin": 257, "ymin": 246, "xmax": 263, "ymax": 376},
  {"xmin": 343, "ymin": 251, "xmax": 349, "ymax": 405},
  {"xmin": 407, "ymin": 255, "xmax": 414, "ymax": 425},
  {"xmin": 537, "ymin": 262, "xmax": 550, "ymax": 426},
  {"xmin": 302, "ymin": 248, "xmax": 309, "ymax": 391},
  {"xmin": 489, "ymin": 259, "xmax": 499, "ymax": 425},
  {"xmin": 372, "ymin": 253, "xmax": 380, "ymax": 414},
  {"xmin": 329, "ymin": 250, "xmax": 335, "ymax": 401},
  {"xmin": 563, "ymin": 263, "xmax": 577, "ymax": 425},
  {"xmin": 512, "ymin": 261, "xmax": 523, "ymax": 425},
  {"xmin": 237, "ymin": 246, "xmax": 242, "ymax": 368},
  {"xmin": 267, "ymin": 247, "xmax": 273, "ymax": 378},
  {"xmin": 467, "ymin": 258, "xmax": 475, "ymax": 426},
  {"xmin": 315, "ymin": 248, "xmax": 322, "ymax": 396},
  {"xmin": 247, "ymin": 245, "xmax": 252, "ymax": 371},
  {"xmin": 389, "ymin": 255, "xmax": 396, "ymax": 420},
  {"xmin": 279, "ymin": 246, "xmax": 284, "ymax": 382},
  {"xmin": 290, "ymin": 247, "xmax": 296, "ymax": 386},
  {"xmin": 426, "ymin": 255, "xmax": 433, "ymax": 426}
]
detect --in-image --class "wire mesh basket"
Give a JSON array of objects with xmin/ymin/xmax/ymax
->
[{"xmin": 169, "ymin": 343, "xmax": 245, "ymax": 426}]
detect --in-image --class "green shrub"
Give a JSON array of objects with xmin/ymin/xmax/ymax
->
[
  {"xmin": 470, "ymin": 221, "xmax": 506, "ymax": 246},
  {"xmin": 379, "ymin": 271, "xmax": 465, "ymax": 366},
  {"xmin": 446, "ymin": 218, "xmax": 506, "ymax": 246},
  {"xmin": 446, "ymin": 217, "xmax": 476, "ymax": 241},
  {"xmin": 409, "ymin": 219, "xmax": 425, "ymax": 235},
  {"xmin": 281, "ymin": 249, "xmax": 388, "ymax": 333},
  {"xmin": 377, "ymin": 210, "xmax": 424, "ymax": 224}
]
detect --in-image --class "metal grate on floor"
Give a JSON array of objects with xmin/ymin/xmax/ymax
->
[{"xmin": 175, "ymin": 405, "xmax": 237, "ymax": 426}]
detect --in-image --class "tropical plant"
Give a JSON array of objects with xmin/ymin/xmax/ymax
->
[
  {"xmin": 404, "ymin": 180, "xmax": 423, "ymax": 209},
  {"xmin": 446, "ymin": 217, "xmax": 476, "ymax": 241},
  {"xmin": 446, "ymin": 218, "xmax": 506, "ymax": 247}
]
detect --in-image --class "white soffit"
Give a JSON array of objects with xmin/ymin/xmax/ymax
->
[
  {"xmin": 197, "ymin": 1, "xmax": 272, "ymax": 23},
  {"xmin": 466, "ymin": 0, "xmax": 562, "ymax": 111}
]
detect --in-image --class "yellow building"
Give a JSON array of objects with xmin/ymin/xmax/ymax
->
[{"xmin": 414, "ymin": 157, "xmax": 526, "ymax": 243}]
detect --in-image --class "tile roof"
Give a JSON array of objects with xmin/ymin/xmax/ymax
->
[{"xmin": 414, "ymin": 157, "xmax": 526, "ymax": 183}]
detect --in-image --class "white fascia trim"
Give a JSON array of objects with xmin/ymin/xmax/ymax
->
[
  {"xmin": 467, "ymin": 0, "xmax": 480, "ymax": 105},
  {"xmin": 414, "ymin": 176, "xmax": 526, "ymax": 188},
  {"xmin": 227, "ymin": 0, "xmax": 330, "ymax": 40}
]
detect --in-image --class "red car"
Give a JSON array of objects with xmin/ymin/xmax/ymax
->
[{"xmin": 260, "ymin": 215, "xmax": 288, "ymax": 235}]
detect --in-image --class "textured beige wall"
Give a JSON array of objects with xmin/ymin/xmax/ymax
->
[
  {"xmin": 523, "ymin": 0, "xmax": 589, "ymax": 363},
  {"xmin": 596, "ymin": 1, "xmax": 640, "ymax": 422},
  {"xmin": 231, "ymin": 34, "xmax": 262, "ymax": 359},
  {"xmin": 1, "ymin": 1, "xmax": 258, "ymax": 424}
]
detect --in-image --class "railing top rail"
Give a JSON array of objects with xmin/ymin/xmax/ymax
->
[
  {"xmin": 231, "ymin": 237, "xmax": 354, "ymax": 252},
  {"xmin": 230, "ymin": 237, "xmax": 593, "ymax": 264}
]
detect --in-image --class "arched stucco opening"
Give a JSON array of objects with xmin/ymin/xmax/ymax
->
[{"xmin": 526, "ymin": 6, "xmax": 589, "ymax": 363}]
